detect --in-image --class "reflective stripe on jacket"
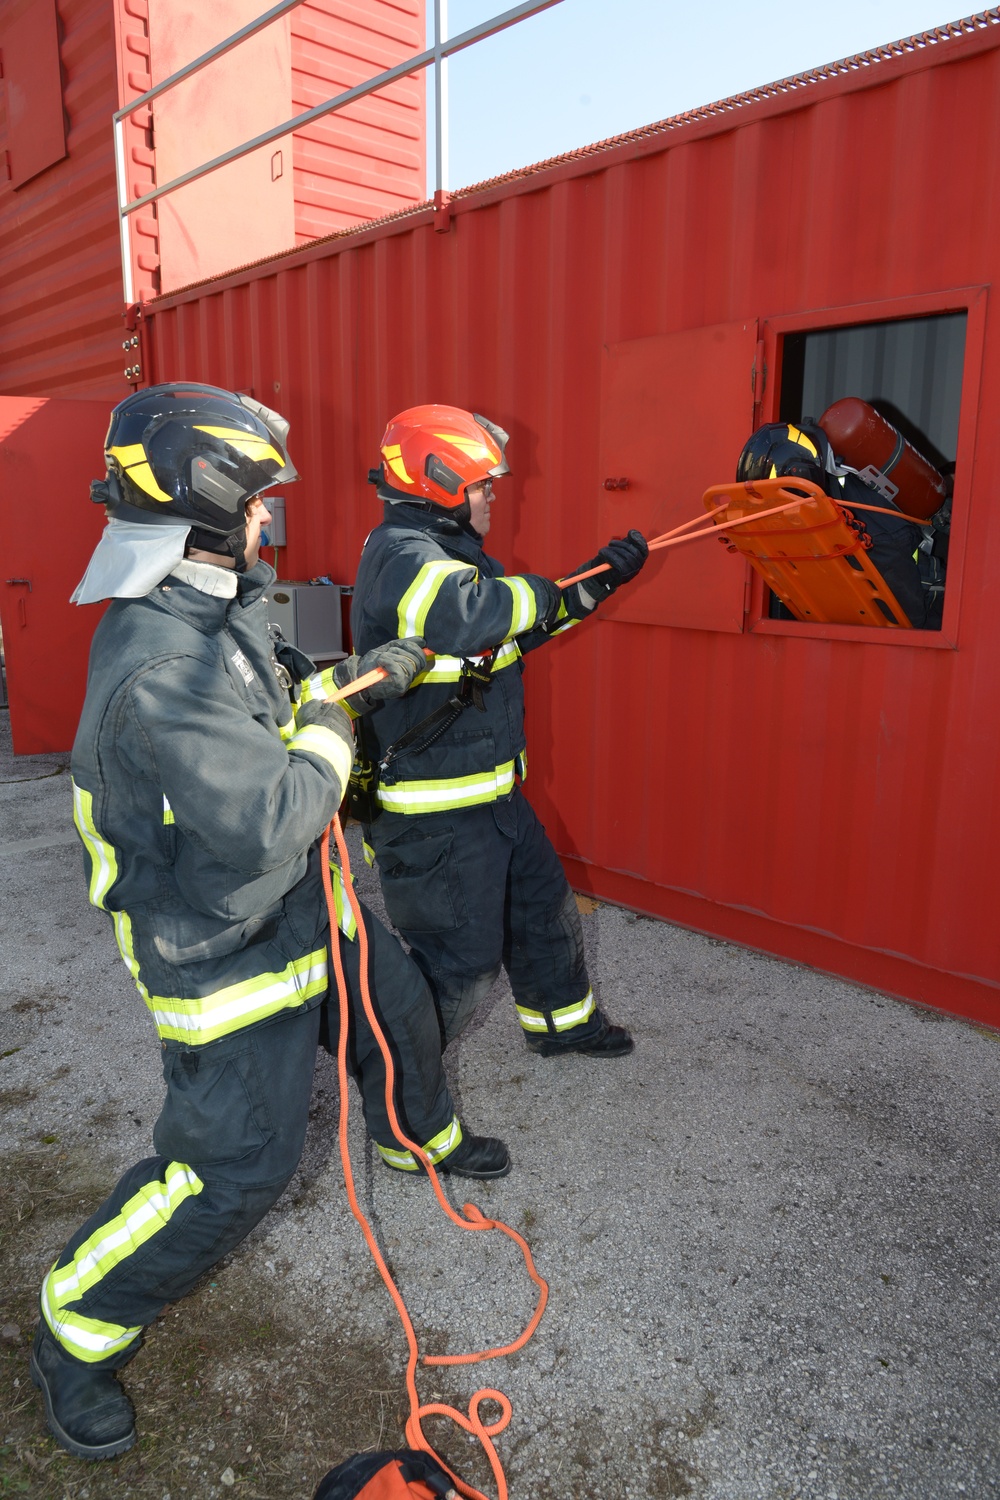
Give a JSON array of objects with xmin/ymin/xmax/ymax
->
[
  {"xmin": 350, "ymin": 504, "xmax": 589, "ymax": 816},
  {"xmin": 70, "ymin": 561, "xmax": 351, "ymax": 1045}
]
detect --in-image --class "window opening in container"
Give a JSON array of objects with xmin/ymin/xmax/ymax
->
[{"xmin": 768, "ymin": 312, "xmax": 966, "ymax": 632}]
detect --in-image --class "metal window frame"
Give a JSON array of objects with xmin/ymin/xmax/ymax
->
[
  {"xmin": 113, "ymin": 0, "xmax": 563, "ymax": 304},
  {"xmin": 751, "ymin": 285, "xmax": 989, "ymax": 651}
]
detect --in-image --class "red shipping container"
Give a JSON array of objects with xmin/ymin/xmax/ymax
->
[{"xmin": 136, "ymin": 15, "xmax": 1000, "ymax": 1027}]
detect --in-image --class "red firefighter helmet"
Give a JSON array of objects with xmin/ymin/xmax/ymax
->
[{"xmin": 377, "ymin": 405, "xmax": 510, "ymax": 510}]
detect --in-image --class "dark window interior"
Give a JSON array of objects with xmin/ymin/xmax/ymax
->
[{"xmin": 773, "ymin": 311, "xmax": 967, "ymax": 628}]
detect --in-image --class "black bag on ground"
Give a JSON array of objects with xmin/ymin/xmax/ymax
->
[{"xmin": 312, "ymin": 1447, "xmax": 457, "ymax": 1499}]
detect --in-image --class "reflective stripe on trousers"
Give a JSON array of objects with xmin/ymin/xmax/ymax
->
[
  {"xmin": 41, "ymin": 1162, "xmax": 204, "ymax": 1362},
  {"xmin": 516, "ymin": 987, "xmax": 596, "ymax": 1034},
  {"xmin": 376, "ymin": 1113, "xmax": 464, "ymax": 1172}
]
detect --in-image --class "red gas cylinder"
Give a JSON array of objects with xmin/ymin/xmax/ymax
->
[{"xmin": 817, "ymin": 397, "xmax": 948, "ymax": 521}]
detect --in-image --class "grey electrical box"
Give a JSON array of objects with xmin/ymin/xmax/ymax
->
[
  {"xmin": 267, "ymin": 582, "xmax": 344, "ymax": 660},
  {"xmin": 266, "ymin": 494, "xmax": 287, "ymax": 547}
]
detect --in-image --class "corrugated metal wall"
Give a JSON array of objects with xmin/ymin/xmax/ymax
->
[
  {"xmin": 137, "ymin": 17, "xmax": 1000, "ymax": 1025},
  {"xmin": 0, "ymin": 0, "xmax": 426, "ymax": 397},
  {"xmin": 0, "ymin": 0, "xmax": 125, "ymax": 398},
  {"xmin": 291, "ymin": 0, "xmax": 425, "ymax": 242}
]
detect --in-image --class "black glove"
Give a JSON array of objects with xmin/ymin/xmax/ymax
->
[
  {"xmin": 332, "ymin": 637, "xmax": 430, "ymax": 715},
  {"xmin": 567, "ymin": 529, "xmax": 649, "ymax": 604}
]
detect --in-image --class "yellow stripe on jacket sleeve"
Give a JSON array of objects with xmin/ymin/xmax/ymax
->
[
  {"xmin": 497, "ymin": 575, "xmax": 539, "ymax": 637},
  {"xmin": 286, "ymin": 723, "xmax": 353, "ymax": 787},
  {"xmin": 71, "ymin": 780, "xmax": 119, "ymax": 910},
  {"xmin": 396, "ymin": 561, "xmax": 475, "ymax": 638}
]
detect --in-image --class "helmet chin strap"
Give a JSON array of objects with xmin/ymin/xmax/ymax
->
[{"xmin": 186, "ymin": 524, "xmax": 249, "ymax": 572}]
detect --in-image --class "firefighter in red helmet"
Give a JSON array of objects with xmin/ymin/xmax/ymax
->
[
  {"xmin": 350, "ymin": 403, "xmax": 648, "ymax": 1056},
  {"xmin": 31, "ymin": 385, "xmax": 509, "ymax": 1465}
]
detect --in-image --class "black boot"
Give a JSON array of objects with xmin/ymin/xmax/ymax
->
[
  {"xmin": 525, "ymin": 1012, "xmax": 634, "ymax": 1059},
  {"xmin": 30, "ymin": 1320, "xmax": 136, "ymax": 1460},
  {"xmin": 439, "ymin": 1134, "xmax": 511, "ymax": 1179}
]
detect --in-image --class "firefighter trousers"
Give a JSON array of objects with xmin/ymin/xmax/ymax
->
[
  {"xmin": 369, "ymin": 786, "xmax": 597, "ymax": 1046},
  {"xmin": 40, "ymin": 900, "xmax": 457, "ymax": 1368}
]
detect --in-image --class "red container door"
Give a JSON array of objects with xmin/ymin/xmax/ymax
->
[
  {"xmin": 0, "ymin": 397, "xmax": 110, "ymax": 754},
  {"xmin": 598, "ymin": 321, "xmax": 758, "ymax": 632}
]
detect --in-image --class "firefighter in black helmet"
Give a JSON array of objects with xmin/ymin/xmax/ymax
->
[
  {"xmin": 32, "ymin": 384, "xmax": 508, "ymax": 1464},
  {"xmin": 736, "ymin": 419, "xmax": 928, "ymax": 627}
]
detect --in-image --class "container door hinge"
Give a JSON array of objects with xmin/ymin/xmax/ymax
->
[{"xmin": 751, "ymin": 338, "xmax": 766, "ymax": 413}]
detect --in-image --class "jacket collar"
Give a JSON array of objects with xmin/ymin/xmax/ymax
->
[
  {"xmin": 381, "ymin": 502, "xmax": 485, "ymax": 565},
  {"xmin": 150, "ymin": 560, "xmax": 276, "ymax": 634}
]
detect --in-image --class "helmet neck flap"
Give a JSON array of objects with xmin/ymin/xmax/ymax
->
[{"xmin": 75, "ymin": 383, "xmax": 296, "ymax": 602}]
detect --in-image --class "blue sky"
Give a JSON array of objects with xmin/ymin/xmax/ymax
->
[{"xmin": 430, "ymin": 0, "xmax": 970, "ymax": 190}]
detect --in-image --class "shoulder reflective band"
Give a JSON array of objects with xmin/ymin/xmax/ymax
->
[
  {"xmin": 396, "ymin": 560, "xmax": 475, "ymax": 638},
  {"xmin": 41, "ymin": 1161, "xmax": 204, "ymax": 1362},
  {"xmin": 112, "ymin": 907, "xmax": 328, "ymax": 1044},
  {"xmin": 498, "ymin": 575, "xmax": 539, "ymax": 637},
  {"xmin": 377, "ymin": 758, "xmax": 517, "ymax": 815},
  {"xmin": 377, "ymin": 1113, "xmax": 463, "ymax": 1172},
  {"xmin": 516, "ymin": 989, "xmax": 596, "ymax": 1034},
  {"xmin": 72, "ymin": 780, "xmax": 119, "ymax": 910}
]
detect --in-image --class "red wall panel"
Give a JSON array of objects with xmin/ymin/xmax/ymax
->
[
  {"xmin": 291, "ymin": 0, "xmax": 425, "ymax": 242},
  {"xmin": 0, "ymin": 0, "xmax": 128, "ymax": 399},
  {"xmin": 140, "ymin": 14, "xmax": 1000, "ymax": 1026}
]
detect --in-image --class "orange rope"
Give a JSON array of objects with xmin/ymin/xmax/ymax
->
[
  {"xmin": 555, "ymin": 491, "xmax": 933, "ymax": 589},
  {"xmin": 320, "ymin": 813, "xmax": 548, "ymax": 1500},
  {"xmin": 833, "ymin": 497, "xmax": 931, "ymax": 526}
]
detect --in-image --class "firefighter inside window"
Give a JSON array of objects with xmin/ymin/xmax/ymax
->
[{"xmin": 736, "ymin": 398, "xmax": 951, "ymax": 631}]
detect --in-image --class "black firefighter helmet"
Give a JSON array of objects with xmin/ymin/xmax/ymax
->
[
  {"xmin": 95, "ymin": 383, "xmax": 298, "ymax": 568},
  {"xmin": 736, "ymin": 421, "xmax": 839, "ymax": 495}
]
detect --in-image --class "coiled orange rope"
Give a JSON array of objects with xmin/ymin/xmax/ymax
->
[{"xmin": 320, "ymin": 809, "xmax": 548, "ymax": 1500}]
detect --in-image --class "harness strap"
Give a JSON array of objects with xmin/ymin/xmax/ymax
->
[{"xmin": 379, "ymin": 650, "xmax": 497, "ymax": 772}]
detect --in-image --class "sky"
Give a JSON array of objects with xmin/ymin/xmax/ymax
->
[{"xmin": 429, "ymin": 0, "xmax": 972, "ymax": 191}]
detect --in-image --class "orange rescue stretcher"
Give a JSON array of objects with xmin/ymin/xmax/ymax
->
[{"xmin": 701, "ymin": 476, "xmax": 912, "ymax": 628}]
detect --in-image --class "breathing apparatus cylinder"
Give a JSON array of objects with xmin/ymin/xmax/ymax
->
[{"xmin": 817, "ymin": 397, "xmax": 948, "ymax": 521}]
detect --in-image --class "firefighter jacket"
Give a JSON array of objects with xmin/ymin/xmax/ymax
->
[
  {"xmin": 70, "ymin": 559, "xmax": 354, "ymax": 1047},
  {"xmin": 350, "ymin": 503, "xmax": 592, "ymax": 816}
]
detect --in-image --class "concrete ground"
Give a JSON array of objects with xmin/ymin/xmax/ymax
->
[{"xmin": 1, "ymin": 703, "xmax": 997, "ymax": 1500}]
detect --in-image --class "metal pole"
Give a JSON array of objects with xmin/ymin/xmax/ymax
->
[
  {"xmin": 434, "ymin": 0, "xmax": 449, "ymax": 197},
  {"xmin": 113, "ymin": 116, "xmax": 134, "ymax": 306}
]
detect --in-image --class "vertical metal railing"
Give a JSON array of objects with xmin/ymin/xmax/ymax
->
[
  {"xmin": 433, "ymin": 0, "xmax": 449, "ymax": 197},
  {"xmin": 113, "ymin": 0, "xmax": 563, "ymax": 304}
]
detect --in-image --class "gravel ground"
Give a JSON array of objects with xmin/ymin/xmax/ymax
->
[{"xmin": 1, "ymin": 704, "xmax": 998, "ymax": 1500}]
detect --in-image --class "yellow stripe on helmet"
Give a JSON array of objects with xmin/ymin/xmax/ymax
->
[
  {"xmin": 434, "ymin": 433, "xmax": 496, "ymax": 463},
  {"xmin": 106, "ymin": 446, "xmax": 174, "ymax": 504},
  {"xmin": 786, "ymin": 424, "xmax": 818, "ymax": 458},
  {"xmin": 193, "ymin": 426, "xmax": 285, "ymax": 466},
  {"xmin": 382, "ymin": 443, "xmax": 414, "ymax": 485}
]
